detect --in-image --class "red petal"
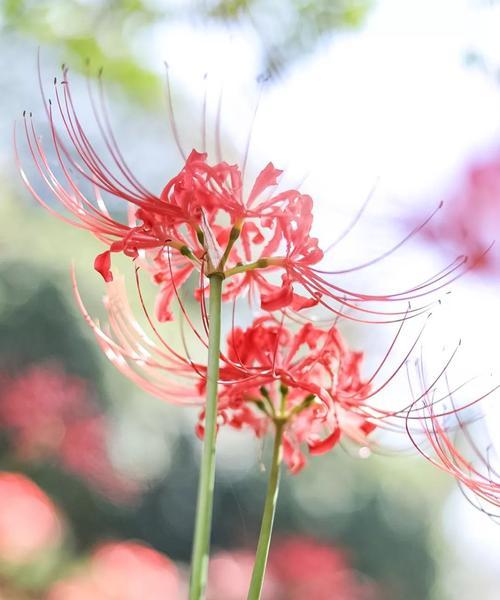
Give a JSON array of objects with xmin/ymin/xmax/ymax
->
[
  {"xmin": 308, "ymin": 428, "xmax": 341, "ymax": 456},
  {"xmin": 186, "ymin": 149, "xmax": 208, "ymax": 165},
  {"xmin": 360, "ymin": 420, "xmax": 376, "ymax": 435},
  {"xmin": 260, "ymin": 282, "xmax": 294, "ymax": 311},
  {"xmin": 155, "ymin": 263, "xmax": 194, "ymax": 322},
  {"xmin": 248, "ymin": 162, "xmax": 283, "ymax": 207},
  {"xmin": 195, "ymin": 422, "xmax": 205, "ymax": 440},
  {"xmin": 283, "ymin": 436, "xmax": 306, "ymax": 474},
  {"xmin": 94, "ymin": 250, "xmax": 113, "ymax": 283},
  {"xmin": 290, "ymin": 291, "xmax": 320, "ymax": 311}
]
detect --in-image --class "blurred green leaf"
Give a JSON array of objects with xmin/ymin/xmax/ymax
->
[{"xmin": 1, "ymin": 0, "xmax": 163, "ymax": 105}]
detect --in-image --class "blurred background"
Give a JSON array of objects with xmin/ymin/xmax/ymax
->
[{"xmin": 1, "ymin": 0, "xmax": 500, "ymax": 598}]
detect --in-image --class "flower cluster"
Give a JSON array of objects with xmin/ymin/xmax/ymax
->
[{"xmin": 18, "ymin": 62, "xmax": 500, "ymax": 546}]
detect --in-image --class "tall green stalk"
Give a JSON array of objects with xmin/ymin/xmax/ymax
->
[
  {"xmin": 189, "ymin": 274, "xmax": 223, "ymax": 600},
  {"xmin": 247, "ymin": 421, "xmax": 285, "ymax": 600}
]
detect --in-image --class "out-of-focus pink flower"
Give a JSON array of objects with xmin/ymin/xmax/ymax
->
[
  {"xmin": 208, "ymin": 549, "xmax": 277, "ymax": 600},
  {"xmin": 420, "ymin": 151, "xmax": 500, "ymax": 273},
  {"xmin": 48, "ymin": 542, "xmax": 180, "ymax": 600},
  {"xmin": 0, "ymin": 364, "xmax": 137, "ymax": 501},
  {"xmin": 0, "ymin": 365, "xmax": 88, "ymax": 459},
  {"xmin": 207, "ymin": 536, "xmax": 379, "ymax": 600},
  {"xmin": 60, "ymin": 417, "xmax": 138, "ymax": 502},
  {"xmin": 269, "ymin": 537, "xmax": 378, "ymax": 600},
  {"xmin": 0, "ymin": 472, "xmax": 63, "ymax": 563}
]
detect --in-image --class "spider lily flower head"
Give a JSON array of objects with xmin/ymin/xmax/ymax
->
[
  {"xmin": 210, "ymin": 315, "xmax": 375, "ymax": 473},
  {"xmin": 17, "ymin": 63, "xmax": 470, "ymax": 325}
]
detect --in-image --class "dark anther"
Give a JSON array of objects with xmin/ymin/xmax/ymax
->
[
  {"xmin": 229, "ymin": 226, "xmax": 240, "ymax": 241},
  {"xmin": 255, "ymin": 400, "xmax": 266, "ymax": 413}
]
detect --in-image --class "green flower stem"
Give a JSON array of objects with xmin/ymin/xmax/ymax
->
[
  {"xmin": 247, "ymin": 420, "xmax": 285, "ymax": 600},
  {"xmin": 189, "ymin": 273, "xmax": 223, "ymax": 600},
  {"xmin": 224, "ymin": 256, "xmax": 284, "ymax": 278}
]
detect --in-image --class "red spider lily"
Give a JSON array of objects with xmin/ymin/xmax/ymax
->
[
  {"xmin": 75, "ymin": 274, "xmax": 500, "ymax": 507},
  {"xmin": 0, "ymin": 472, "xmax": 63, "ymax": 563},
  {"xmin": 47, "ymin": 541, "xmax": 180, "ymax": 600},
  {"xmin": 209, "ymin": 315, "xmax": 375, "ymax": 473},
  {"xmin": 16, "ymin": 64, "xmax": 469, "ymax": 326},
  {"xmin": 0, "ymin": 364, "xmax": 138, "ymax": 501}
]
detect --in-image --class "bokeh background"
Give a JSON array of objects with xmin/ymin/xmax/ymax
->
[{"xmin": 1, "ymin": 0, "xmax": 500, "ymax": 598}]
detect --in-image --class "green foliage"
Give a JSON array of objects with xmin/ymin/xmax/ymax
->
[
  {"xmin": 208, "ymin": 0, "xmax": 251, "ymax": 18},
  {"xmin": 1, "ymin": 0, "xmax": 163, "ymax": 105},
  {"xmin": 0, "ymin": 261, "xmax": 105, "ymax": 388}
]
